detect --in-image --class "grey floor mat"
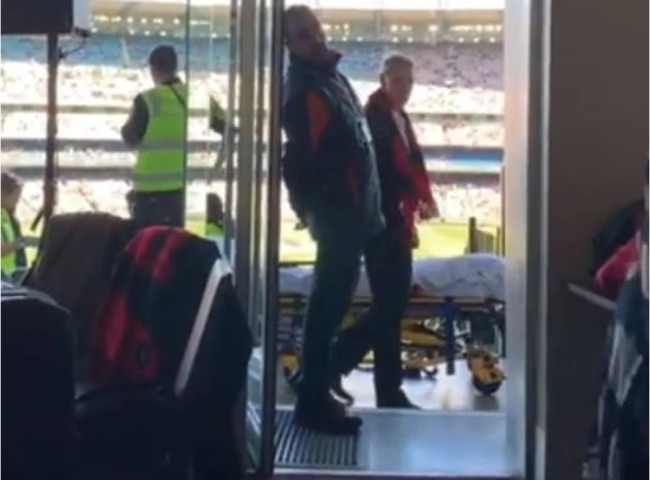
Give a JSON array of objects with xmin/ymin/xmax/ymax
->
[{"xmin": 274, "ymin": 410, "xmax": 361, "ymax": 469}]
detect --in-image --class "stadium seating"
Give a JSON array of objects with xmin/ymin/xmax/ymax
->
[
  {"xmin": 0, "ymin": 35, "xmax": 503, "ymax": 225},
  {"xmin": 0, "ymin": 35, "xmax": 503, "ymax": 120}
]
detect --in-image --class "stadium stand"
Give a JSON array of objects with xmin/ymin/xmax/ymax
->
[
  {"xmin": 1, "ymin": 37, "xmax": 503, "ymax": 130},
  {"xmin": 1, "ymin": 22, "xmax": 503, "ymax": 229}
]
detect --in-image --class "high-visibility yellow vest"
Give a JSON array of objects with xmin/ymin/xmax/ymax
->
[
  {"xmin": 1, "ymin": 207, "xmax": 17, "ymax": 274},
  {"xmin": 206, "ymin": 221, "xmax": 226, "ymax": 253},
  {"xmin": 205, "ymin": 221, "xmax": 225, "ymax": 239},
  {"xmin": 135, "ymin": 84, "xmax": 188, "ymax": 192}
]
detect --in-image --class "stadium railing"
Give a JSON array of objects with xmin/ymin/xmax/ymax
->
[
  {"xmin": 466, "ymin": 216, "xmax": 503, "ymax": 255},
  {"xmin": 0, "ymin": 101, "xmax": 504, "ymax": 121}
]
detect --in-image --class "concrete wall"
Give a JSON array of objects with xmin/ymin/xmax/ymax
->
[{"xmin": 505, "ymin": 0, "xmax": 648, "ymax": 478}]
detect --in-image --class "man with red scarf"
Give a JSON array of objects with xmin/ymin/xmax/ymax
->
[{"xmin": 331, "ymin": 53, "xmax": 438, "ymax": 409}]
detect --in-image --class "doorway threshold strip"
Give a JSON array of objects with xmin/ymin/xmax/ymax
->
[{"xmin": 275, "ymin": 410, "xmax": 362, "ymax": 469}]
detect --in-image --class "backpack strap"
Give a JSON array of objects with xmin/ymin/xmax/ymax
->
[{"xmin": 174, "ymin": 255, "xmax": 231, "ymax": 397}]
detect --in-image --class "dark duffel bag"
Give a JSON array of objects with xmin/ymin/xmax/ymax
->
[
  {"xmin": 75, "ymin": 384, "xmax": 187, "ymax": 480},
  {"xmin": 1, "ymin": 285, "xmax": 78, "ymax": 480}
]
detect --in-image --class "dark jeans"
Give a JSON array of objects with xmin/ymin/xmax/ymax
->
[
  {"xmin": 299, "ymin": 209, "xmax": 365, "ymax": 396},
  {"xmin": 333, "ymin": 220, "xmax": 412, "ymax": 399},
  {"xmin": 132, "ymin": 190, "xmax": 184, "ymax": 229}
]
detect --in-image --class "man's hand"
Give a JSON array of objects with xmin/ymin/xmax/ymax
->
[
  {"xmin": 411, "ymin": 228, "xmax": 420, "ymax": 248},
  {"xmin": 1, "ymin": 240, "xmax": 21, "ymax": 257},
  {"xmin": 418, "ymin": 199, "xmax": 439, "ymax": 220}
]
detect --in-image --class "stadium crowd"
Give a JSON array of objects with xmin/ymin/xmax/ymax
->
[
  {"xmin": 1, "ymin": 35, "xmax": 503, "ymax": 223},
  {"xmin": 1, "ymin": 36, "xmax": 503, "ymax": 106}
]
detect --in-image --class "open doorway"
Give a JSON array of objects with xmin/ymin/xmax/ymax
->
[
  {"xmin": 275, "ymin": 6, "xmax": 506, "ymax": 414},
  {"xmin": 236, "ymin": 0, "xmax": 514, "ymax": 478}
]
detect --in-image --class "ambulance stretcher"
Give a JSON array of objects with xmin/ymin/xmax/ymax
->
[{"xmin": 277, "ymin": 254, "xmax": 506, "ymax": 395}]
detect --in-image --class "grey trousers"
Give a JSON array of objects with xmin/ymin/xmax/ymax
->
[{"xmin": 132, "ymin": 190, "xmax": 184, "ymax": 229}]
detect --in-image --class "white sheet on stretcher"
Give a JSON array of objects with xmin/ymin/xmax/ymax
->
[{"xmin": 279, "ymin": 254, "xmax": 505, "ymax": 301}]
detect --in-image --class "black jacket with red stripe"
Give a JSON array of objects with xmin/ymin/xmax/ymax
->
[
  {"xmin": 281, "ymin": 51, "xmax": 385, "ymax": 238},
  {"xmin": 88, "ymin": 227, "xmax": 252, "ymax": 407},
  {"xmin": 86, "ymin": 227, "xmax": 252, "ymax": 478}
]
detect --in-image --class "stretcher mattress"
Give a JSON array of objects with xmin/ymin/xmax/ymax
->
[{"xmin": 279, "ymin": 254, "xmax": 505, "ymax": 301}]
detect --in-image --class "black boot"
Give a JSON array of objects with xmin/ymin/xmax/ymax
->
[
  {"xmin": 291, "ymin": 369, "xmax": 355, "ymax": 407},
  {"xmin": 329, "ymin": 337, "xmax": 364, "ymax": 407},
  {"xmin": 330, "ymin": 374, "xmax": 355, "ymax": 406},
  {"xmin": 289, "ymin": 366, "xmax": 354, "ymax": 407},
  {"xmin": 294, "ymin": 392, "xmax": 363, "ymax": 435},
  {"xmin": 287, "ymin": 369, "xmax": 300, "ymax": 394},
  {"xmin": 376, "ymin": 389, "xmax": 420, "ymax": 409}
]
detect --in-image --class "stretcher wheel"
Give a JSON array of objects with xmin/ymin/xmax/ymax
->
[
  {"xmin": 472, "ymin": 375, "xmax": 501, "ymax": 396},
  {"xmin": 282, "ymin": 365, "xmax": 294, "ymax": 380},
  {"xmin": 423, "ymin": 366, "xmax": 439, "ymax": 378},
  {"xmin": 403, "ymin": 367, "xmax": 422, "ymax": 379},
  {"xmin": 283, "ymin": 367, "xmax": 299, "ymax": 393},
  {"xmin": 281, "ymin": 354, "xmax": 300, "ymax": 394}
]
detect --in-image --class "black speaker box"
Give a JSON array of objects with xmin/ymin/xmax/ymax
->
[{"xmin": 2, "ymin": 0, "xmax": 84, "ymax": 35}]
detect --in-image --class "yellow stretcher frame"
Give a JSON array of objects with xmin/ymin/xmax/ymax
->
[
  {"xmin": 277, "ymin": 292, "xmax": 506, "ymax": 396},
  {"xmin": 277, "ymin": 217, "xmax": 506, "ymax": 395}
]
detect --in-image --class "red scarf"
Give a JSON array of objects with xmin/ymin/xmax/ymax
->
[{"xmin": 367, "ymin": 88, "xmax": 433, "ymax": 246}]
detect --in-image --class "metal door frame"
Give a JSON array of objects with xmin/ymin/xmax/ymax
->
[
  {"xmin": 223, "ymin": 0, "xmax": 241, "ymax": 259},
  {"xmin": 259, "ymin": 0, "xmax": 285, "ymax": 474},
  {"xmin": 233, "ymin": 0, "xmax": 284, "ymax": 476}
]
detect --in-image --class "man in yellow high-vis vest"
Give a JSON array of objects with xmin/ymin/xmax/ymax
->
[
  {"xmin": 121, "ymin": 45, "xmax": 187, "ymax": 228},
  {"xmin": 1, "ymin": 171, "xmax": 26, "ymax": 279},
  {"xmin": 205, "ymin": 193, "xmax": 226, "ymax": 240}
]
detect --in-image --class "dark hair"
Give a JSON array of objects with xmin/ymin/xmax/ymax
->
[
  {"xmin": 1, "ymin": 171, "xmax": 21, "ymax": 195},
  {"xmin": 207, "ymin": 192, "xmax": 224, "ymax": 216},
  {"xmin": 283, "ymin": 4, "xmax": 313, "ymax": 41},
  {"xmin": 148, "ymin": 45, "xmax": 178, "ymax": 74}
]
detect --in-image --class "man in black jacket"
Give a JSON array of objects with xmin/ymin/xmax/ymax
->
[{"xmin": 282, "ymin": 5, "xmax": 385, "ymax": 434}]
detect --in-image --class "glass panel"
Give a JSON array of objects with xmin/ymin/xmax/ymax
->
[
  {"xmin": 234, "ymin": 0, "xmax": 262, "ymax": 463},
  {"xmin": 27, "ymin": 5, "xmax": 192, "ymax": 224},
  {"xmin": 186, "ymin": 0, "xmax": 237, "ymax": 251},
  {"xmin": 2, "ymin": 5, "xmax": 194, "ymax": 264},
  {"xmin": 258, "ymin": 0, "xmax": 285, "ymax": 469},
  {"xmin": 222, "ymin": 3, "xmax": 240, "ymax": 260},
  {"xmin": 1, "ymin": 34, "xmax": 49, "ymax": 265},
  {"xmin": 236, "ymin": 0, "xmax": 281, "ymax": 473},
  {"xmin": 247, "ymin": 0, "xmax": 271, "ymax": 466},
  {"xmin": 246, "ymin": 0, "xmax": 268, "ymax": 424}
]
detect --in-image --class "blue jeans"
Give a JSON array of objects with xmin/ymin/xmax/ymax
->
[{"xmin": 299, "ymin": 208, "xmax": 366, "ymax": 395}]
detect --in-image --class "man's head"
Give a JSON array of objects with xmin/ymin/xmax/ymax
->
[
  {"xmin": 1, "ymin": 171, "xmax": 22, "ymax": 210},
  {"xmin": 380, "ymin": 53, "xmax": 415, "ymax": 109},
  {"xmin": 207, "ymin": 193, "xmax": 225, "ymax": 222},
  {"xmin": 148, "ymin": 45, "xmax": 178, "ymax": 85},
  {"xmin": 283, "ymin": 5, "xmax": 327, "ymax": 61}
]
